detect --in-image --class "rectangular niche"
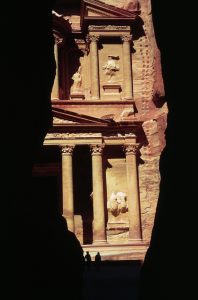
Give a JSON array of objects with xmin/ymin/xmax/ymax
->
[
  {"xmin": 106, "ymin": 157, "xmax": 129, "ymax": 243},
  {"xmin": 99, "ymin": 41, "xmax": 123, "ymax": 100},
  {"xmin": 103, "ymin": 84, "xmax": 121, "ymax": 100}
]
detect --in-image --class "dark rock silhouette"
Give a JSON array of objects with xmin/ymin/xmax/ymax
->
[
  {"xmin": 139, "ymin": 1, "xmax": 195, "ymax": 299},
  {"xmin": 1, "ymin": 1, "xmax": 84, "ymax": 299}
]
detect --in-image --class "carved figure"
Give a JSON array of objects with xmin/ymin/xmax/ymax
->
[
  {"xmin": 102, "ymin": 55, "xmax": 119, "ymax": 82},
  {"xmin": 116, "ymin": 192, "xmax": 128, "ymax": 213},
  {"xmin": 71, "ymin": 66, "xmax": 82, "ymax": 92},
  {"xmin": 107, "ymin": 191, "xmax": 128, "ymax": 216}
]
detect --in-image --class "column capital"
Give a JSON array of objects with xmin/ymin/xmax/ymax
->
[
  {"xmin": 123, "ymin": 144, "xmax": 140, "ymax": 155},
  {"xmin": 90, "ymin": 144, "xmax": 105, "ymax": 156},
  {"xmin": 121, "ymin": 34, "xmax": 133, "ymax": 43},
  {"xmin": 61, "ymin": 145, "xmax": 75, "ymax": 155},
  {"xmin": 87, "ymin": 34, "xmax": 100, "ymax": 43}
]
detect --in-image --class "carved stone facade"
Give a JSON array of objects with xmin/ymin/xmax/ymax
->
[{"xmin": 32, "ymin": 0, "xmax": 167, "ymax": 260}]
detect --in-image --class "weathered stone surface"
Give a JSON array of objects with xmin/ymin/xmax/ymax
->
[
  {"xmin": 45, "ymin": 0, "xmax": 167, "ymax": 253},
  {"xmin": 100, "ymin": 0, "xmax": 167, "ymax": 242}
]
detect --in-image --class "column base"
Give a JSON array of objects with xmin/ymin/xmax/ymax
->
[
  {"xmin": 128, "ymin": 238, "xmax": 143, "ymax": 244},
  {"xmin": 93, "ymin": 239, "xmax": 108, "ymax": 245},
  {"xmin": 70, "ymin": 93, "xmax": 85, "ymax": 100}
]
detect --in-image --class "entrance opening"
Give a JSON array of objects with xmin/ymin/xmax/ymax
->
[{"xmin": 73, "ymin": 146, "xmax": 93, "ymax": 244}]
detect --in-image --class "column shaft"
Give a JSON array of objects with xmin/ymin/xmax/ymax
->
[
  {"xmin": 91, "ymin": 145, "xmax": 107, "ymax": 244},
  {"xmin": 51, "ymin": 43, "xmax": 59, "ymax": 100},
  {"xmin": 89, "ymin": 35, "xmax": 100, "ymax": 100},
  {"xmin": 61, "ymin": 146, "xmax": 75, "ymax": 232},
  {"xmin": 125, "ymin": 145, "xmax": 142, "ymax": 241},
  {"xmin": 122, "ymin": 35, "xmax": 133, "ymax": 100}
]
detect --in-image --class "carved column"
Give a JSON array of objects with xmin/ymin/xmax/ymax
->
[
  {"xmin": 88, "ymin": 35, "xmax": 100, "ymax": 100},
  {"xmin": 61, "ymin": 145, "xmax": 75, "ymax": 232},
  {"xmin": 51, "ymin": 34, "xmax": 63, "ymax": 100},
  {"xmin": 90, "ymin": 144, "xmax": 107, "ymax": 244},
  {"xmin": 121, "ymin": 35, "xmax": 133, "ymax": 100},
  {"xmin": 124, "ymin": 144, "xmax": 142, "ymax": 241}
]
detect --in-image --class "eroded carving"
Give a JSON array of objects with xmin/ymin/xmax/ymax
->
[
  {"xmin": 46, "ymin": 132, "xmax": 102, "ymax": 140},
  {"xmin": 102, "ymin": 55, "xmax": 120, "ymax": 82},
  {"xmin": 88, "ymin": 25, "xmax": 130, "ymax": 31},
  {"xmin": 107, "ymin": 192, "xmax": 128, "ymax": 217},
  {"xmin": 71, "ymin": 66, "xmax": 82, "ymax": 93}
]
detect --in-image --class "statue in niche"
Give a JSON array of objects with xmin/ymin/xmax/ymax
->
[
  {"xmin": 102, "ymin": 55, "xmax": 119, "ymax": 82},
  {"xmin": 107, "ymin": 191, "xmax": 128, "ymax": 217},
  {"xmin": 71, "ymin": 66, "xmax": 82, "ymax": 93}
]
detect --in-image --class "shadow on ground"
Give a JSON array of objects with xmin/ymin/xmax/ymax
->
[{"xmin": 83, "ymin": 260, "xmax": 141, "ymax": 300}]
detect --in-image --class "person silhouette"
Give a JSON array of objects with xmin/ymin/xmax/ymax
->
[
  {"xmin": 95, "ymin": 252, "xmax": 101, "ymax": 271},
  {"xmin": 84, "ymin": 251, "xmax": 92, "ymax": 271}
]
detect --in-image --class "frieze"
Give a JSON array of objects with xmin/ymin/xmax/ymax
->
[
  {"xmin": 46, "ymin": 133, "xmax": 102, "ymax": 139},
  {"xmin": 88, "ymin": 25, "xmax": 131, "ymax": 31},
  {"xmin": 124, "ymin": 133, "xmax": 136, "ymax": 137},
  {"xmin": 103, "ymin": 132, "xmax": 136, "ymax": 138}
]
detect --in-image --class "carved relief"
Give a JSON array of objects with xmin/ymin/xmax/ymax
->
[
  {"xmin": 71, "ymin": 66, "xmax": 82, "ymax": 93},
  {"xmin": 88, "ymin": 25, "xmax": 130, "ymax": 31},
  {"xmin": 102, "ymin": 55, "xmax": 120, "ymax": 82},
  {"xmin": 46, "ymin": 132, "xmax": 102, "ymax": 139},
  {"xmin": 107, "ymin": 192, "xmax": 128, "ymax": 217}
]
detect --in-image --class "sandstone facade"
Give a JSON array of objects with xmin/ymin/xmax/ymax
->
[{"xmin": 33, "ymin": 0, "xmax": 167, "ymax": 260}]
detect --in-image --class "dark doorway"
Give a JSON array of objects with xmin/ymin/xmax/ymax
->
[
  {"xmin": 31, "ymin": 176, "xmax": 60, "ymax": 216},
  {"xmin": 73, "ymin": 146, "xmax": 93, "ymax": 244}
]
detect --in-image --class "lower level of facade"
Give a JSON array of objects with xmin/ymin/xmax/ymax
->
[{"xmin": 32, "ymin": 119, "xmax": 149, "ymax": 260}]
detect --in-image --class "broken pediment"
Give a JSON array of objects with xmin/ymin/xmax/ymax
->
[
  {"xmin": 81, "ymin": 0, "xmax": 140, "ymax": 18},
  {"xmin": 52, "ymin": 107, "xmax": 112, "ymax": 125}
]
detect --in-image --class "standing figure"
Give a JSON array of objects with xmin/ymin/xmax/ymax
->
[
  {"xmin": 84, "ymin": 251, "xmax": 92, "ymax": 271},
  {"xmin": 95, "ymin": 252, "xmax": 101, "ymax": 271},
  {"xmin": 72, "ymin": 66, "xmax": 82, "ymax": 92}
]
